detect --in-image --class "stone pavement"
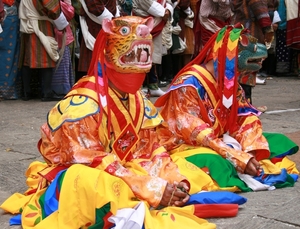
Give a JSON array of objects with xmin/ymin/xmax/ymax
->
[{"xmin": 0, "ymin": 76, "xmax": 300, "ymax": 228}]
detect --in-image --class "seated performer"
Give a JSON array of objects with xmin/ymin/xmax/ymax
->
[
  {"xmin": 0, "ymin": 16, "xmax": 223, "ymax": 229},
  {"xmin": 155, "ymin": 24, "xmax": 299, "ymax": 180}
]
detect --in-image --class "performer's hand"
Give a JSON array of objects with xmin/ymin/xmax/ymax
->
[
  {"xmin": 160, "ymin": 182, "xmax": 190, "ymax": 207},
  {"xmin": 245, "ymin": 157, "xmax": 262, "ymax": 176},
  {"xmin": 173, "ymin": 181, "xmax": 190, "ymax": 206}
]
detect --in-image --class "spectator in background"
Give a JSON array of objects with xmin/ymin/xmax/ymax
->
[
  {"xmin": 52, "ymin": 0, "xmax": 81, "ymax": 98},
  {"xmin": 260, "ymin": 0, "xmax": 281, "ymax": 78},
  {"xmin": 285, "ymin": 0, "xmax": 300, "ymax": 77},
  {"xmin": 159, "ymin": 0, "xmax": 194, "ymax": 84},
  {"xmin": 275, "ymin": 0, "xmax": 292, "ymax": 75},
  {"xmin": 117, "ymin": 0, "xmax": 132, "ymax": 16},
  {"xmin": 132, "ymin": 0, "xmax": 173, "ymax": 97},
  {"xmin": 68, "ymin": 0, "xmax": 81, "ymax": 81},
  {"xmin": 19, "ymin": 0, "xmax": 69, "ymax": 101},
  {"xmin": 168, "ymin": 0, "xmax": 195, "ymax": 77},
  {"xmin": 76, "ymin": 0, "xmax": 119, "ymax": 81},
  {"xmin": 193, "ymin": 0, "xmax": 232, "ymax": 54},
  {"xmin": 231, "ymin": 0, "xmax": 274, "ymax": 112},
  {"xmin": 51, "ymin": 0, "xmax": 76, "ymax": 99},
  {"xmin": 0, "ymin": 0, "xmax": 21, "ymax": 100},
  {"xmin": 158, "ymin": 6, "xmax": 173, "ymax": 84}
]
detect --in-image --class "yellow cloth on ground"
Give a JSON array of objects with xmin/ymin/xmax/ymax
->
[
  {"xmin": 260, "ymin": 158, "xmax": 299, "ymax": 175},
  {"xmin": 275, "ymin": 157, "xmax": 299, "ymax": 174},
  {"xmin": 1, "ymin": 163, "xmax": 217, "ymax": 229},
  {"xmin": 32, "ymin": 164, "xmax": 216, "ymax": 229},
  {"xmin": 145, "ymin": 205, "xmax": 216, "ymax": 229},
  {"xmin": 260, "ymin": 159, "xmax": 282, "ymax": 174}
]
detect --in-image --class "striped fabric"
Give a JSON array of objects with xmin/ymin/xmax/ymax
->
[
  {"xmin": 19, "ymin": 0, "xmax": 61, "ymax": 69},
  {"xmin": 231, "ymin": 0, "xmax": 272, "ymax": 43}
]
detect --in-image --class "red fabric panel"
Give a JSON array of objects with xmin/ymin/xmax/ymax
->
[{"xmin": 193, "ymin": 204, "xmax": 239, "ymax": 218}]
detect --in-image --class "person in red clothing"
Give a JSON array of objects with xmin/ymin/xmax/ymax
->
[
  {"xmin": 193, "ymin": 0, "xmax": 233, "ymax": 54},
  {"xmin": 19, "ymin": 0, "xmax": 69, "ymax": 101},
  {"xmin": 76, "ymin": 0, "xmax": 119, "ymax": 80},
  {"xmin": 231, "ymin": 0, "xmax": 274, "ymax": 106}
]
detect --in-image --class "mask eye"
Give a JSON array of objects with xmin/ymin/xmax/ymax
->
[
  {"xmin": 119, "ymin": 26, "xmax": 130, "ymax": 35},
  {"xmin": 239, "ymin": 34, "xmax": 249, "ymax": 47}
]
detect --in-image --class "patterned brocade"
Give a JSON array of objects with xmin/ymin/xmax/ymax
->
[{"xmin": 157, "ymin": 66, "xmax": 270, "ymax": 172}]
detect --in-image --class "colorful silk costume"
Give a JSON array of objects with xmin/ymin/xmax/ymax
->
[
  {"xmin": 1, "ymin": 16, "xmax": 233, "ymax": 229},
  {"xmin": 155, "ymin": 25, "xmax": 299, "ymax": 181}
]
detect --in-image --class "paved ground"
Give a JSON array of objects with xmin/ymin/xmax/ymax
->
[{"xmin": 0, "ymin": 76, "xmax": 300, "ymax": 228}]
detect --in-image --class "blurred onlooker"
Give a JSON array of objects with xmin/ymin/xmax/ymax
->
[
  {"xmin": 0, "ymin": 0, "xmax": 21, "ymax": 100},
  {"xmin": 117, "ymin": 0, "xmax": 132, "ymax": 16},
  {"xmin": 19, "ymin": 0, "xmax": 69, "ymax": 101},
  {"xmin": 194, "ymin": 0, "xmax": 232, "ymax": 54},
  {"xmin": 68, "ymin": 0, "xmax": 81, "ymax": 83},
  {"xmin": 68, "ymin": 0, "xmax": 81, "ymax": 80},
  {"xmin": 285, "ymin": 0, "xmax": 300, "ymax": 77},
  {"xmin": 132, "ymin": 0, "xmax": 173, "ymax": 97},
  {"xmin": 260, "ymin": 0, "xmax": 281, "ymax": 77},
  {"xmin": 76, "ymin": 0, "xmax": 119, "ymax": 81},
  {"xmin": 231, "ymin": 0, "xmax": 274, "ymax": 105},
  {"xmin": 159, "ymin": 0, "xmax": 196, "ymax": 86},
  {"xmin": 158, "ymin": 8, "xmax": 173, "ymax": 84},
  {"xmin": 168, "ymin": 0, "xmax": 195, "ymax": 77},
  {"xmin": 51, "ymin": 0, "xmax": 76, "ymax": 99},
  {"xmin": 275, "ymin": 0, "xmax": 292, "ymax": 75}
]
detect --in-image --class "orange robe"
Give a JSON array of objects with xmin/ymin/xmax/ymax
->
[
  {"xmin": 156, "ymin": 65, "xmax": 270, "ymax": 173},
  {"xmin": 38, "ymin": 75, "xmax": 192, "ymax": 207}
]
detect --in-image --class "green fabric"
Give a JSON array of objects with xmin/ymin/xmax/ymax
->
[
  {"xmin": 185, "ymin": 133, "xmax": 298, "ymax": 193},
  {"xmin": 39, "ymin": 193, "xmax": 47, "ymax": 220},
  {"xmin": 185, "ymin": 153, "xmax": 251, "ymax": 192},
  {"xmin": 216, "ymin": 27, "xmax": 226, "ymax": 43},
  {"xmin": 274, "ymin": 173, "xmax": 295, "ymax": 188},
  {"xmin": 263, "ymin": 132, "xmax": 299, "ymax": 158},
  {"xmin": 88, "ymin": 202, "xmax": 111, "ymax": 229},
  {"xmin": 231, "ymin": 28, "xmax": 243, "ymax": 41}
]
